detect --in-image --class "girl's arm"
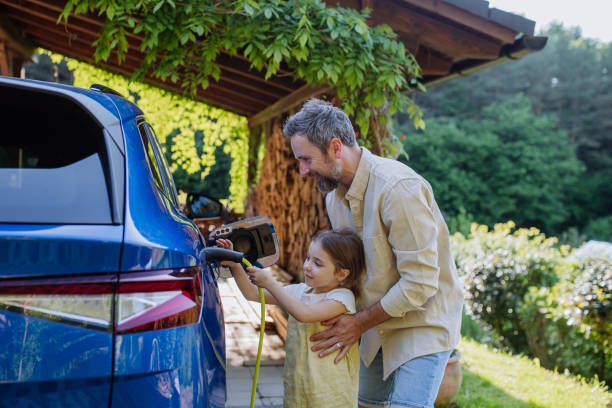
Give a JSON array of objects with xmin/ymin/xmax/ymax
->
[
  {"xmin": 247, "ymin": 267, "xmax": 349, "ymax": 323},
  {"xmin": 216, "ymin": 239, "xmax": 278, "ymax": 305}
]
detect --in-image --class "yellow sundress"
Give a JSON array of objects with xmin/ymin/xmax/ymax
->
[{"xmin": 282, "ymin": 283, "xmax": 360, "ymax": 408}]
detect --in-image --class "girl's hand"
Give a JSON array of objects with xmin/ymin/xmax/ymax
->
[
  {"xmin": 216, "ymin": 239, "xmax": 238, "ymax": 267},
  {"xmin": 216, "ymin": 238, "xmax": 233, "ymax": 250},
  {"xmin": 246, "ymin": 266, "xmax": 275, "ymax": 289}
]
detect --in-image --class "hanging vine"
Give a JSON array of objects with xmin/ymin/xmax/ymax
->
[{"xmin": 60, "ymin": 0, "xmax": 425, "ymax": 155}]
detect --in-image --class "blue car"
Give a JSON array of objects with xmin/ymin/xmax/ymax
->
[{"xmin": 0, "ymin": 76, "xmax": 228, "ymax": 407}]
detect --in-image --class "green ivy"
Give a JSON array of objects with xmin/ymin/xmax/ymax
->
[
  {"xmin": 43, "ymin": 50, "xmax": 249, "ymax": 211},
  {"xmin": 59, "ymin": 0, "xmax": 425, "ymax": 152}
]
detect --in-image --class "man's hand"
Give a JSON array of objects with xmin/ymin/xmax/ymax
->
[
  {"xmin": 310, "ymin": 302, "xmax": 391, "ymax": 363},
  {"xmin": 309, "ymin": 313, "xmax": 364, "ymax": 364}
]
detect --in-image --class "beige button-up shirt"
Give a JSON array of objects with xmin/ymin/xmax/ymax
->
[{"xmin": 326, "ymin": 147, "xmax": 463, "ymax": 380}]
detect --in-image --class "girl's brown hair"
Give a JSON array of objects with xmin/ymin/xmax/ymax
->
[{"xmin": 312, "ymin": 229, "xmax": 366, "ymax": 299}]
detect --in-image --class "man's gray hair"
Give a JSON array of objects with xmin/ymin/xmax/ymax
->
[{"xmin": 283, "ymin": 99, "xmax": 356, "ymax": 152}]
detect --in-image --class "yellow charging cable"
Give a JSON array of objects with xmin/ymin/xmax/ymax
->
[{"xmin": 241, "ymin": 258, "xmax": 265, "ymax": 408}]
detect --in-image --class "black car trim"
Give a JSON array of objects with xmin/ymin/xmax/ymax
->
[{"xmin": 0, "ymin": 76, "xmax": 127, "ymax": 225}]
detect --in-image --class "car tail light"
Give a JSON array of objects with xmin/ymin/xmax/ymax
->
[
  {"xmin": 115, "ymin": 267, "xmax": 203, "ymax": 334},
  {"xmin": 0, "ymin": 266, "xmax": 204, "ymax": 334}
]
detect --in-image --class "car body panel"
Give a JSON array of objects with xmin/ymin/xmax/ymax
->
[
  {"xmin": 0, "ymin": 224, "xmax": 123, "ymax": 278},
  {"xmin": 112, "ymin": 278, "xmax": 226, "ymax": 408},
  {"xmin": 0, "ymin": 224, "xmax": 120, "ymax": 406},
  {"xmin": 0, "ymin": 312, "xmax": 113, "ymax": 407},
  {"xmin": 113, "ymin": 109, "xmax": 226, "ymax": 406},
  {"xmin": 0, "ymin": 76, "xmax": 227, "ymax": 407}
]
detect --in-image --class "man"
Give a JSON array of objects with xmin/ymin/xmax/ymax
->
[{"xmin": 283, "ymin": 99, "xmax": 463, "ymax": 408}]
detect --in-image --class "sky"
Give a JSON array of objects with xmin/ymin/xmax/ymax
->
[{"xmin": 488, "ymin": 0, "xmax": 612, "ymax": 43}]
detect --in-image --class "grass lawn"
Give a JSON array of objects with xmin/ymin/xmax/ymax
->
[{"xmin": 446, "ymin": 338, "xmax": 612, "ymax": 408}]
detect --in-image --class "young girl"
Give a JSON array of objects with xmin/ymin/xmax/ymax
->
[{"xmin": 217, "ymin": 229, "xmax": 366, "ymax": 408}]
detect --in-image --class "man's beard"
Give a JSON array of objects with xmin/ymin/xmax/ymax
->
[{"xmin": 315, "ymin": 163, "xmax": 342, "ymax": 193}]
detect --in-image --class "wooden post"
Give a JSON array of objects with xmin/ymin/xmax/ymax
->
[
  {"xmin": 0, "ymin": 16, "xmax": 36, "ymax": 78},
  {"xmin": 246, "ymin": 124, "xmax": 263, "ymax": 188},
  {"xmin": 0, "ymin": 41, "xmax": 9, "ymax": 76}
]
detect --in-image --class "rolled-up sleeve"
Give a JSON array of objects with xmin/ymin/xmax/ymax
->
[{"xmin": 379, "ymin": 179, "xmax": 440, "ymax": 317}]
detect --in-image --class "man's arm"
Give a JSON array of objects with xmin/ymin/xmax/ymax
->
[
  {"xmin": 378, "ymin": 179, "xmax": 441, "ymax": 315},
  {"xmin": 312, "ymin": 179, "xmax": 441, "ymax": 362}
]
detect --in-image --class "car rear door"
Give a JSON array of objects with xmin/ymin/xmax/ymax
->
[
  {"xmin": 0, "ymin": 81, "xmax": 124, "ymax": 406},
  {"xmin": 109, "ymin": 115, "xmax": 226, "ymax": 407}
]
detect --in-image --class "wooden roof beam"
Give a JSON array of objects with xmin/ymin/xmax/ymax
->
[
  {"xmin": 32, "ymin": 37, "xmax": 264, "ymax": 115},
  {"xmin": 0, "ymin": 15, "xmax": 35, "ymax": 76},
  {"xmin": 0, "ymin": 15, "xmax": 35, "ymax": 57},
  {"xmin": 248, "ymin": 84, "xmax": 330, "ymax": 129},
  {"xmin": 6, "ymin": 7, "xmax": 298, "ymax": 99},
  {"xmin": 12, "ymin": 17, "xmax": 281, "ymax": 107},
  {"xmin": 414, "ymin": 46, "xmax": 453, "ymax": 75},
  {"xmin": 335, "ymin": 0, "xmax": 503, "ymax": 60},
  {"xmin": 394, "ymin": 32, "xmax": 453, "ymax": 75},
  {"xmin": 400, "ymin": 0, "xmax": 519, "ymax": 43},
  {"xmin": 0, "ymin": 40, "xmax": 9, "ymax": 75}
]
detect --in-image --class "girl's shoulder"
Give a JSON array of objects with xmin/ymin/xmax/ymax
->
[
  {"xmin": 326, "ymin": 287, "xmax": 355, "ymax": 298},
  {"xmin": 324, "ymin": 287, "xmax": 356, "ymax": 314},
  {"xmin": 284, "ymin": 282, "xmax": 309, "ymax": 298}
]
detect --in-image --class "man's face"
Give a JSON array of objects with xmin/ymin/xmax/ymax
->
[{"xmin": 290, "ymin": 134, "xmax": 341, "ymax": 193}]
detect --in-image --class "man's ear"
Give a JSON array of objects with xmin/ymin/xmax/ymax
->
[{"xmin": 329, "ymin": 138, "xmax": 343, "ymax": 158}]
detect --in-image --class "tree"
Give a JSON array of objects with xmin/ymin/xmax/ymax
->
[
  {"xmin": 398, "ymin": 94, "xmax": 584, "ymax": 233},
  {"xmin": 399, "ymin": 24, "xmax": 612, "ymax": 236}
]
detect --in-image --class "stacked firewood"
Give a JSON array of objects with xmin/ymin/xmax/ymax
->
[{"xmin": 245, "ymin": 118, "xmax": 330, "ymax": 281}]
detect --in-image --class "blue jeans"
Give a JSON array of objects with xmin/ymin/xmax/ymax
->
[{"xmin": 358, "ymin": 349, "xmax": 451, "ymax": 408}]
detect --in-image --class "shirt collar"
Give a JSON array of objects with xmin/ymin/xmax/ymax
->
[{"xmin": 340, "ymin": 146, "xmax": 372, "ymax": 201}]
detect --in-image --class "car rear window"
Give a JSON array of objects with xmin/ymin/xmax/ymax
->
[{"xmin": 0, "ymin": 86, "xmax": 112, "ymax": 224}]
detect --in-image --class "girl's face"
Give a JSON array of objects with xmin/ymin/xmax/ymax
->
[{"xmin": 303, "ymin": 240, "xmax": 344, "ymax": 293}]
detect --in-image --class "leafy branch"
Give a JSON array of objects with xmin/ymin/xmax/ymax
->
[{"xmin": 60, "ymin": 0, "xmax": 424, "ymax": 154}]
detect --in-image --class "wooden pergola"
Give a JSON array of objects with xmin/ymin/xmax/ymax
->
[{"xmin": 0, "ymin": 0, "xmax": 546, "ymax": 278}]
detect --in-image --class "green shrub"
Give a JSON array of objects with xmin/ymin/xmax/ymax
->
[
  {"xmin": 521, "ymin": 285, "xmax": 610, "ymax": 383},
  {"xmin": 556, "ymin": 226, "xmax": 587, "ymax": 249},
  {"xmin": 452, "ymin": 221, "xmax": 564, "ymax": 353},
  {"xmin": 398, "ymin": 95, "xmax": 584, "ymax": 234},
  {"xmin": 445, "ymin": 206, "xmax": 474, "ymax": 236},
  {"xmin": 520, "ymin": 257, "xmax": 612, "ymax": 385},
  {"xmin": 460, "ymin": 309, "xmax": 504, "ymax": 348},
  {"xmin": 584, "ymin": 215, "xmax": 612, "ymax": 242}
]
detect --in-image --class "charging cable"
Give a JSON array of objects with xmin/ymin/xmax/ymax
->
[{"xmin": 240, "ymin": 258, "xmax": 265, "ymax": 408}]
